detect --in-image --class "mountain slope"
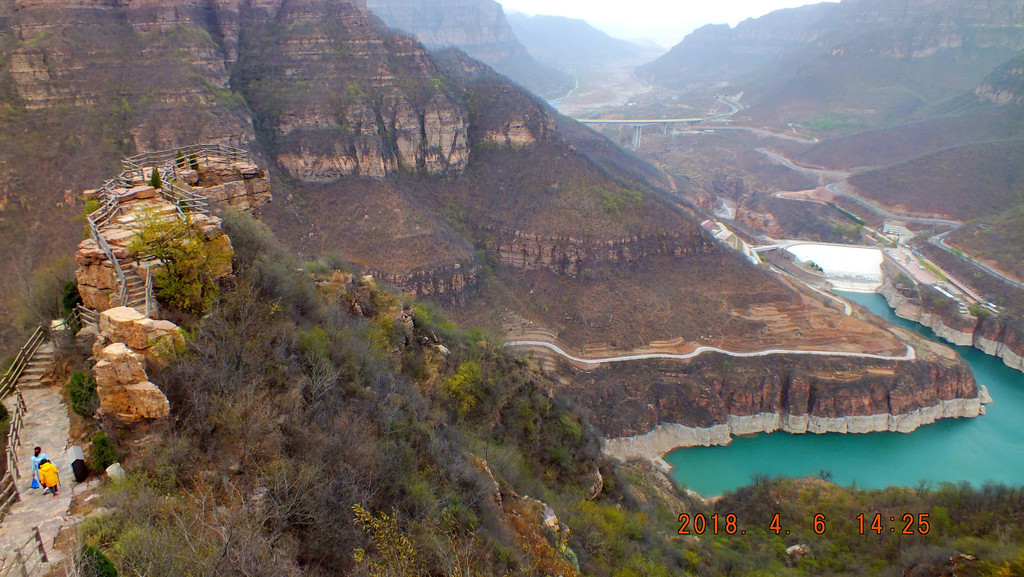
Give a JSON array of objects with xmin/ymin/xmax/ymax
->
[
  {"xmin": 363, "ymin": 0, "xmax": 573, "ymax": 97},
  {"xmin": 506, "ymin": 13, "xmax": 654, "ymax": 71},
  {"xmin": 639, "ymin": 0, "xmax": 1024, "ymax": 124}
]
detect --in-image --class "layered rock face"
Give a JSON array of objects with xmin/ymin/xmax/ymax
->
[
  {"xmin": 371, "ymin": 263, "xmax": 479, "ymax": 297},
  {"xmin": 1, "ymin": 0, "xmax": 473, "ymax": 180},
  {"xmin": 573, "ymin": 353, "xmax": 985, "ymax": 460},
  {"xmin": 366, "ymin": 0, "xmax": 516, "ymax": 49},
  {"xmin": 879, "ymin": 268, "xmax": 1024, "ymax": 373},
  {"xmin": 483, "ymin": 230, "xmax": 715, "ymax": 278},
  {"xmin": 975, "ymin": 316, "xmax": 1024, "ymax": 372},
  {"xmin": 176, "ymin": 156, "xmax": 272, "ymax": 213},
  {"xmin": 3, "ymin": 0, "xmax": 255, "ymax": 147},
  {"xmin": 975, "ymin": 52, "xmax": 1024, "ymax": 104},
  {"xmin": 236, "ymin": 0, "xmax": 470, "ymax": 180}
]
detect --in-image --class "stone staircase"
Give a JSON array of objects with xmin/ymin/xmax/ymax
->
[
  {"xmin": 122, "ymin": 263, "xmax": 149, "ymax": 314},
  {"xmin": 15, "ymin": 347, "xmax": 54, "ymax": 390},
  {"xmin": 0, "ymin": 343, "xmax": 74, "ymax": 576}
]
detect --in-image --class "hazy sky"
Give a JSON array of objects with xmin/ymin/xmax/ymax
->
[{"xmin": 498, "ymin": 0, "xmax": 838, "ymax": 47}]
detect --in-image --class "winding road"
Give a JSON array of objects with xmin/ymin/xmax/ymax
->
[
  {"xmin": 931, "ymin": 232, "xmax": 1024, "ymax": 292},
  {"xmin": 504, "ymin": 340, "xmax": 916, "ymax": 365},
  {"xmin": 762, "ymin": 148, "xmax": 1024, "ymax": 297}
]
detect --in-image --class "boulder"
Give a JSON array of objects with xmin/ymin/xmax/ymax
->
[
  {"xmin": 76, "ymin": 325, "xmax": 99, "ymax": 351},
  {"xmin": 98, "ymin": 307, "xmax": 183, "ymax": 353},
  {"xmin": 105, "ymin": 463, "xmax": 126, "ymax": 480},
  {"xmin": 118, "ymin": 186, "xmax": 158, "ymax": 202},
  {"xmin": 99, "ymin": 307, "xmax": 148, "ymax": 348},
  {"xmin": 93, "ymin": 343, "xmax": 148, "ymax": 387},
  {"xmin": 97, "ymin": 380, "xmax": 170, "ymax": 423}
]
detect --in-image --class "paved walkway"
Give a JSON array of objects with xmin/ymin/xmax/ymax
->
[{"xmin": 1, "ymin": 343, "xmax": 73, "ymax": 573}]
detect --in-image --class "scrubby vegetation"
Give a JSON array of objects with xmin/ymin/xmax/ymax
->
[
  {"xmin": 90, "ymin": 432, "xmax": 118, "ymax": 471},
  {"xmin": 66, "ymin": 370, "xmax": 98, "ymax": 417},
  {"xmin": 67, "ymin": 211, "xmax": 1024, "ymax": 577}
]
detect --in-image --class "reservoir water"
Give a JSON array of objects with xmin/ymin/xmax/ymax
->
[{"xmin": 664, "ymin": 291, "xmax": 1024, "ymax": 496}]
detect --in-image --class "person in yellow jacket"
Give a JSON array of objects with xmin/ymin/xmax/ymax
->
[{"xmin": 38, "ymin": 458, "xmax": 59, "ymax": 497}]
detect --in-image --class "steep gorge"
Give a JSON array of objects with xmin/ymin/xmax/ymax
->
[{"xmin": 0, "ymin": 0, "xmax": 991, "ymax": 466}]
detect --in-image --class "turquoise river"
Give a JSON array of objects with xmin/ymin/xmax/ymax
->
[{"xmin": 665, "ymin": 291, "xmax": 1024, "ymax": 496}]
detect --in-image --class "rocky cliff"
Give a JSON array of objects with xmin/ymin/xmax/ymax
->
[
  {"xmin": 975, "ymin": 315, "xmax": 1024, "ymax": 372},
  {"xmin": 236, "ymin": 0, "xmax": 472, "ymax": 180},
  {"xmin": 975, "ymin": 52, "xmax": 1024, "ymax": 104},
  {"xmin": 879, "ymin": 264, "xmax": 1024, "ymax": 373},
  {"xmin": 570, "ymin": 352, "xmax": 985, "ymax": 460},
  {"xmin": 481, "ymin": 228, "xmax": 715, "ymax": 278},
  {"xmin": 364, "ymin": 0, "xmax": 572, "ymax": 97}
]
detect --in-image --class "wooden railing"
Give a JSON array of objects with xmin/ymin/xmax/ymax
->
[
  {"xmin": 84, "ymin": 142, "xmax": 249, "ymax": 315},
  {"xmin": 143, "ymin": 267, "xmax": 154, "ymax": 318},
  {"xmin": 0, "ymin": 527, "xmax": 49, "ymax": 577},
  {"xmin": 0, "ymin": 326, "xmax": 45, "ymax": 401},
  {"xmin": 76, "ymin": 305, "xmax": 99, "ymax": 330},
  {"xmin": 0, "ymin": 323, "xmax": 45, "ymax": 523}
]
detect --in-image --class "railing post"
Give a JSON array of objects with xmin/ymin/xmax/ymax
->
[
  {"xmin": 33, "ymin": 527, "xmax": 48, "ymax": 563},
  {"xmin": 16, "ymin": 550, "xmax": 27, "ymax": 577}
]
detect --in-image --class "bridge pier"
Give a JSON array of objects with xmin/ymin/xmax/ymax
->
[{"xmin": 632, "ymin": 125, "xmax": 643, "ymax": 149}]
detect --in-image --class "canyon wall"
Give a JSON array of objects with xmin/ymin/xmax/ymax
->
[
  {"xmin": 481, "ymin": 229, "xmax": 716, "ymax": 278},
  {"xmin": 605, "ymin": 394, "xmax": 989, "ymax": 461},
  {"xmin": 879, "ymin": 266, "xmax": 1024, "ymax": 373},
  {"xmin": 364, "ymin": 0, "xmax": 572, "ymax": 97},
  {"xmin": 566, "ymin": 352, "xmax": 983, "ymax": 460}
]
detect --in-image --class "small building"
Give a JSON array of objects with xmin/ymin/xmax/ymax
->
[{"xmin": 883, "ymin": 220, "xmax": 915, "ymax": 243}]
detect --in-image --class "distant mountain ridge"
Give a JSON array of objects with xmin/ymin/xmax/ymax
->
[
  {"xmin": 364, "ymin": 0, "xmax": 572, "ymax": 97},
  {"xmin": 506, "ymin": 13, "xmax": 657, "ymax": 71},
  {"xmin": 639, "ymin": 0, "xmax": 1024, "ymax": 112}
]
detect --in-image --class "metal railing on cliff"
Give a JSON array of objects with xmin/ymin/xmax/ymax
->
[{"xmin": 83, "ymin": 143, "xmax": 253, "ymax": 318}]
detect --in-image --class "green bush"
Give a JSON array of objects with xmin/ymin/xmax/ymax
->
[
  {"xmin": 129, "ymin": 211, "xmax": 227, "ymax": 316},
  {"xmin": 91, "ymin": 432, "xmax": 119, "ymax": 471},
  {"xmin": 440, "ymin": 360, "xmax": 482, "ymax": 415},
  {"xmin": 67, "ymin": 371, "xmax": 98, "ymax": 417},
  {"xmin": 148, "ymin": 167, "xmax": 161, "ymax": 189},
  {"xmin": 78, "ymin": 543, "xmax": 118, "ymax": 577},
  {"xmin": 61, "ymin": 281, "xmax": 83, "ymax": 319}
]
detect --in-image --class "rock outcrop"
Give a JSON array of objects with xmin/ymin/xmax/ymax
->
[
  {"xmin": 483, "ymin": 229, "xmax": 715, "ymax": 278},
  {"xmin": 237, "ymin": 0, "xmax": 470, "ymax": 180},
  {"xmin": 566, "ymin": 351, "xmax": 984, "ymax": 460},
  {"xmin": 75, "ymin": 194, "xmax": 235, "ymax": 313},
  {"xmin": 371, "ymin": 263, "xmax": 480, "ymax": 297},
  {"xmin": 879, "ymin": 267, "xmax": 1024, "ymax": 374},
  {"xmin": 90, "ymin": 307, "xmax": 183, "ymax": 423},
  {"xmin": 975, "ymin": 52, "xmax": 1024, "ymax": 105},
  {"xmin": 974, "ymin": 316, "xmax": 1024, "ymax": 372},
  {"xmin": 176, "ymin": 157, "xmax": 272, "ymax": 214}
]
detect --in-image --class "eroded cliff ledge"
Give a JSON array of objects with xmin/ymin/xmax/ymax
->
[
  {"xmin": 560, "ymin": 352, "xmax": 985, "ymax": 461},
  {"xmin": 879, "ymin": 268, "xmax": 1024, "ymax": 374}
]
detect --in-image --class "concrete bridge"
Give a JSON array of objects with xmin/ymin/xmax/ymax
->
[{"xmin": 576, "ymin": 96, "xmax": 743, "ymax": 148}]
